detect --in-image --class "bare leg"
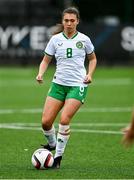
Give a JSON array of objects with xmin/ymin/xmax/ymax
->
[
  {"xmin": 42, "ymin": 96, "xmax": 64, "ymax": 148},
  {"xmin": 42, "ymin": 96, "xmax": 64, "ymax": 130},
  {"xmin": 54, "ymin": 98, "xmax": 82, "ymax": 159},
  {"xmin": 60, "ymin": 98, "xmax": 82, "ymax": 125}
]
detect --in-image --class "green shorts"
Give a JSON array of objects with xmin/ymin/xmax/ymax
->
[{"xmin": 48, "ymin": 82, "xmax": 88, "ymax": 104}]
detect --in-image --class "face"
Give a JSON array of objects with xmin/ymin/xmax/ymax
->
[{"xmin": 62, "ymin": 13, "xmax": 79, "ymax": 33}]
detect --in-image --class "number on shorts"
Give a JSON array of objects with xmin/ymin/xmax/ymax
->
[
  {"xmin": 80, "ymin": 86, "xmax": 84, "ymax": 93},
  {"xmin": 79, "ymin": 86, "xmax": 84, "ymax": 96}
]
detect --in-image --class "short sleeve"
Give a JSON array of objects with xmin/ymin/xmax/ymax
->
[
  {"xmin": 44, "ymin": 36, "xmax": 55, "ymax": 56},
  {"xmin": 85, "ymin": 37, "xmax": 94, "ymax": 55}
]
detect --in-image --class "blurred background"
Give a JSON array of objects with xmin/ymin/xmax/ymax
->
[
  {"xmin": 0, "ymin": 0, "xmax": 134, "ymax": 66},
  {"xmin": 0, "ymin": 2, "xmax": 134, "ymax": 178}
]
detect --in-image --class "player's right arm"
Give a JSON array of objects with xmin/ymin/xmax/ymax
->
[{"xmin": 36, "ymin": 54, "xmax": 52, "ymax": 83}]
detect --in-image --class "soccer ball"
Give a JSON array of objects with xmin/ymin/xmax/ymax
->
[{"xmin": 31, "ymin": 148, "xmax": 54, "ymax": 169}]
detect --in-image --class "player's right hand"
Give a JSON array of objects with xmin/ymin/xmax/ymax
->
[{"xmin": 36, "ymin": 75, "xmax": 43, "ymax": 84}]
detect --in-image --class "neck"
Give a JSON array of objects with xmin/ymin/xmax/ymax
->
[{"xmin": 64, "ymin": 30, "xmax": 77, "ymax": 38}]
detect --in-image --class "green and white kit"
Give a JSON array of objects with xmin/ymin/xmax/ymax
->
[
  {"xmin": 45, "ymin": 31, "xmax": 94, "ymax": 87},
  {"xmin": 45, "ymin": 31, "xmax": 94, "ymax": 102},
  {"xmin": 48, "ymin": 82, "xmax": 88, "ymax": 104}
]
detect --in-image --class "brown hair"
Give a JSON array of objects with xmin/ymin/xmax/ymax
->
[{"xmin": 53, "ymin": 7, "xmax": 80, "ymax": 35}]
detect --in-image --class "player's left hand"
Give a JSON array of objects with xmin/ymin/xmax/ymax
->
[{"xmin": 83, "ymin": 74, "xmax": 92, "ymax": 84}]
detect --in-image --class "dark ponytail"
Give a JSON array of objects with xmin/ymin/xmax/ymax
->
[{"xmin": 53, "ymin": 24, "xmax": 64, "ymax": 35}]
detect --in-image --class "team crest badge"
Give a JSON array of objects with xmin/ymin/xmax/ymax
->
[{"xmin": 76, "ymin": 41, "xmax": 83, "ymax": 49}]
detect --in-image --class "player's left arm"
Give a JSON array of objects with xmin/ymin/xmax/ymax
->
[{"xmin": 84, "ymin": 52, "xmax": 97, "ymax": 84}]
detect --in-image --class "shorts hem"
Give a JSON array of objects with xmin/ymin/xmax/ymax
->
[
  {"xmin": 66, "ymin": 97, "xmax": 84, "ymax": 104},
  {"xmin": 48, "ymin": 95, "xmax": 65, "ymax": 102}
]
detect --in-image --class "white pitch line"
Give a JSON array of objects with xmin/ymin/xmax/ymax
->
[
  {"xmin": 71, "ymin": 129, "xmax": 122, "ymax": 135},
  {"xmin": 0, "ymin": 124, "xmax": 41, "ymax": 130},
  {"xmin": 0, "ymin": 123, "xmax": 124, "ymax": 135},
  {"xmin": 0, "ymin": 122, "xmax": 128, "ymax": 127},
  {"xmin": 0, "ymin": 108, "xmax": 42, "ymax": 114},
  {"xmin": 0, "ymin": 107, "xmax": 132, "ymax": 114},
  {"xmin": 72, "ymin": 123, "xmax": 127, "ymax": 127},
  {"xmin": 79, "ymin": 107, "xmax": 132, "ymax": 113}
]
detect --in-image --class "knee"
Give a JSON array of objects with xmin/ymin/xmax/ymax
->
[
  {"xmin": 42, "ymin": 115, "xmax": 52, "ymax": 131},
  {"xmin": 60, "ymin": 113, "xmax": 71, "ymax": 125}
]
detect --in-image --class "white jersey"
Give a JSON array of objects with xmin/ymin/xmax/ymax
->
[{"xmin": 45, "ymin": 31, "xmax": 94, "ymax": 87}]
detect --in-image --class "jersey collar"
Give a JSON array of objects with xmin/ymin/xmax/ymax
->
[{"xmin": 62, "ymin": 31, "xmax": 78, "ymax": 39}]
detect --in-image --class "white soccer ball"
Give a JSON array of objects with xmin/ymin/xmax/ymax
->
[{"xmin": 31, "ymin": 148, "xmax": 54, "ymax": 169}]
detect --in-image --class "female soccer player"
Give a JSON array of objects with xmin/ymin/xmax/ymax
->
[{"xmin": 36, "ymin": 7, "xmax": 97, "ymax": 169}]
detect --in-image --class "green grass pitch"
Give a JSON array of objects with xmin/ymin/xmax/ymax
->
[{"xmin": 0, "ymin": 66, "xmax": 134, "ymax": 179}]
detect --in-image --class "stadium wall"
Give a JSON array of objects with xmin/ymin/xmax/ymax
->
[{"xmin": 0, "ymin": 24, "xmax": 134, "ymax": 66}]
